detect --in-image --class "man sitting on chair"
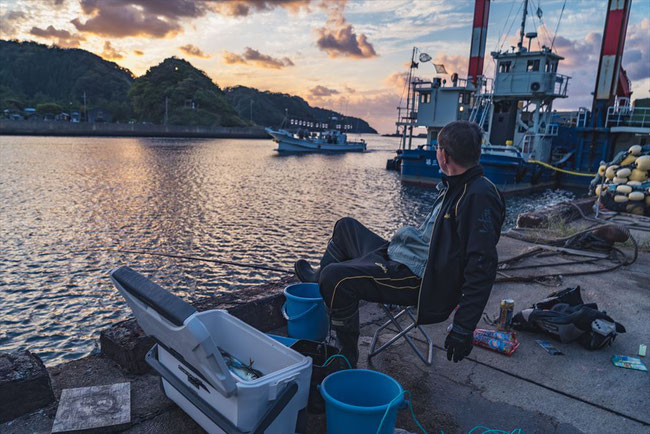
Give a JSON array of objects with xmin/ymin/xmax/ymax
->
[{"xmin": 294, "ymin": 120, "xmax": 506, "ymax": 367}]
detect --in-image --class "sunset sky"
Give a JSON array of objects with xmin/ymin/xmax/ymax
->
[{"xmin": 1, "ymin": 0, "xmax": 649, "ymax": 133}]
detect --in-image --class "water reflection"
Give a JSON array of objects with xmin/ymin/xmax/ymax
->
[{"xmin": 0, "ymin": 135, "xmax": 575, "ymax": 365}]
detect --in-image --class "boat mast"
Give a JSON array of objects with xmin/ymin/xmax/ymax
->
[
  {"xmin": 399, "ymin": 47, "xmax": 417, "ymax": 151},
  {"xmin": 467, "ymin": 0, "xmax": 491, "ymax": 88},
  {"xmin": 518, "ymin": 0, "xmax": 529, "ymax": 52}
]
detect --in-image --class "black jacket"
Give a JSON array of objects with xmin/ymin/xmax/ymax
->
[{"xmin": 416, "ymin": 165, "xmax": 505, "ymax": 334}]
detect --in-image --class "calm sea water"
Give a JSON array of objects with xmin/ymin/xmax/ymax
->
[{"xmin": 0, "ymin": 135, "xmax": 575, "ymax": 365}]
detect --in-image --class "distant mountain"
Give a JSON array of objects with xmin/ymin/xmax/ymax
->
[
  {"xmin": 0, "ymin": 40, "xmax": 134, "ymax": 121},
  {"xmin": 129, "ymin": 57, "xmax": 248, "ymax": 127},
  {"xmin": 225, "ymin": 86, "xmax": 377, "ymax": 133},
  {"xmin": 0, "ymin": 40, "xmax": 376, "ymax": 131}
]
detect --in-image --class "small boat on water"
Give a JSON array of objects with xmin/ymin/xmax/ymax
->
[{"xmin": 265, "ymin": 127, "xmax": 366, "ymax": 153}]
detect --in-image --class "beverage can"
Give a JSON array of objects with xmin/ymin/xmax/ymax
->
[{"xmin": 498, "ymin": 299, "xmax": 515, "ymax": 331}]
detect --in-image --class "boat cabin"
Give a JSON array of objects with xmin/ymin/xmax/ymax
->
[
  {"xmin": 491, "ymin": 46, "xmax": 568, "ymax": 99},
  {"xmin": 414, "ymin": 77, "xmax": 473, "ymax": 128}
]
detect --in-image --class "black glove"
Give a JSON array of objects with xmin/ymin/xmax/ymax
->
[{"xmin": 444, "ymin": 330, "xmax": 473, "ymax": 363}]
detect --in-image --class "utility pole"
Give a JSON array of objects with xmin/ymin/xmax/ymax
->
[{"xmin": 164, "ymin": 97, "xmax": 169, "ymax": 125}]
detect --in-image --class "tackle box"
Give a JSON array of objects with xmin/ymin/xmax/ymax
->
[{"xmin": 110, "ymin": 266, "xmax": 312, "ymax": 434}]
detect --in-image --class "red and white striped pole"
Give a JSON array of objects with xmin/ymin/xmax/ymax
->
[
  {"xmin": 467, "ymin": 0, "xmax": 491, "ymax": 88},
  {"xmin": 593, "ymin": 0, "xmax": 632, "ymax": 115}
]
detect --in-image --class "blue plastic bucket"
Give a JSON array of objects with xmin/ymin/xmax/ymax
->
[
  {"xmin": 319, "ymin": 369, "xmax": 404, "ymax": 434},
  {"xmin": 282, "ymin": 283, "xmax": 328, "ymax": 341}
]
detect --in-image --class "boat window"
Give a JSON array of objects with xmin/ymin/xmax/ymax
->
[
  {"xmin": 499, "ymin": 61, "xmax": 511, "ymax": 73},
  {"xmin": 527, "ymin": 59, "xmax": 540, "ymax": 72},
  {"xmin": 420, "ymin": 93, "xmax": 431, "ymax": 104},
  {"xmin": 458, "ymin": 93, "xmax": 471, "ymax": 105}
]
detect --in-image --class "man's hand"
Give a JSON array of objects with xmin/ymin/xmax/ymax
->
[{"xmin": 444, "ymin": 330, "xmax": 473, "ymax": 362}]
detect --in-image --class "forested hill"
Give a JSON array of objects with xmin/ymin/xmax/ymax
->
[
  {"xmin": 129, "ymin": 57, "xmax": 248, "ymax": 127},
  {"xmin": 225, "ymin": 86, "xmax": 377, "ymax": 133},
  {"xmin": 1, "ymin": 40, "xmax": 376, "ymax": 131},
  {"xmin": 0, "ymin": 40, "xmax": 134, "ymax": 120}
]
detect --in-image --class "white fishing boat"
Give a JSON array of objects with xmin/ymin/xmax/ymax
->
[{"xmin": 265, "ymin": 127, "xmax": 366, "ymax": 153}]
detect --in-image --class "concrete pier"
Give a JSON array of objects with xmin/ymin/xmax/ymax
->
[
  {"xmin": 1, "ymin": 224, "xmax": 648, "ymax": 433},
  {"xmin": 0, "ymin": 120, "xmax": 270, "ymax": 139}
]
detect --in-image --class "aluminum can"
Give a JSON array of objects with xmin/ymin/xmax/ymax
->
[{"xmin": 498, "ymin": 299, "xmax": 515, "ymax": 331}]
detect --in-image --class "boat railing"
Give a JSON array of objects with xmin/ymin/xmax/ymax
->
[
  {"xmin": 493, "ymin": 72, "xmax": 569, "ymax": 97},
  {"xmin": 606, "ymin": 105, "xmax": 650, "ymax": 129}
]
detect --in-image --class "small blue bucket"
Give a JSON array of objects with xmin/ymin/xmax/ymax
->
[
  {"xmin": 319, "ymin": 369, "xmax": 404, "ymax": 434},
  {"xmin": 282, "ymin": 283, "xmax": 328, "ymax": 341}
]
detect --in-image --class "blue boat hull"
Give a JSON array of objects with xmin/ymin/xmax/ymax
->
[{"xmin": 399, "ymin": 148, "xmax": 555, "ymax": 193}]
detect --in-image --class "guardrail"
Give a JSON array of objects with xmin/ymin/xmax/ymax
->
[{"xmin": 606, "ymin": 106, "xmax": 650, "ymax": 129}]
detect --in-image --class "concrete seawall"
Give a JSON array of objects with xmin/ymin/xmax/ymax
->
[{"xmin": 0, "ymin": 120, "xmax": 271, "ymax": 139}]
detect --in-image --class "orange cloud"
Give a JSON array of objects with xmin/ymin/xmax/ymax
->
[
  {"xmin": 101, "ymin": 41, "xmax": 124, "ymax": 60},
  {"xmin": 315, "ymin": 1, "xmax": 376, "ymax": 59},
  {"xmin": 212, "ymin": 0, "xmax": 312, "ymax": 17},
  {"xmin": 385, "ymin": 71, "xmax": 409, "ymax": 93},
  {"xmin": 310, "ymin": 85, "xmax": 339, "ymax": 97},
  {"xmin": 71, "ymin": 0, "xmax": 215, "ymax": 38},
  {"xmin": 223, "ymin": 47, "xmax": 294, "ymax": 69},
  {"xmin": 29, "ymin": 25, "xmax": 86, "ymax": 48},
  {"xmin": 179, "ymin": 44, "xmax": 210, "ymax": 58},
  {"xmin": 431, "ymin": 54, "xmax": 467, "ymax": 78},
  {"xmin": 133, "ymin": 50, "xmax": 144, "ymax": 56}
]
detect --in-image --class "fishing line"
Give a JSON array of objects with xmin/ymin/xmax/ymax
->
[{"xmin": 80, "ymin": 248, "xmax": 294, "ymax": 274}]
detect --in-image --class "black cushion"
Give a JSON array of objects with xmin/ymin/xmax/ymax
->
[{"xmin": 112, "ymin": 266, "xmax": 196, "ymax": 327}]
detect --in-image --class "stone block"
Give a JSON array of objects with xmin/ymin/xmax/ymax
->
[
  {"xmin": 52, "ymin": 382, "xmax": 130, "ymax": 433},
  {"xmin": 99, "ymin": 319, "xmax": 154, "ymax": 375},
  {"xmin": 0, "ymin": 350, "xmax": 55, "ymax": 422}
]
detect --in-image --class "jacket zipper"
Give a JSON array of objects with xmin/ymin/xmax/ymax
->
[{"xmin": 415, "ymin": 187, "xmax": 448, "ymax": 323}]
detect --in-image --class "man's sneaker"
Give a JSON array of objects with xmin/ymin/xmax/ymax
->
[{"xmin": 294, "ymin": 259, "xmax": 319, "ymax": 283}]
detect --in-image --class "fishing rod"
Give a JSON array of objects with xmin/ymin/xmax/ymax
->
[{"xmin": 82, "ymin": 248, "xmax": 294, "ymax": 275}]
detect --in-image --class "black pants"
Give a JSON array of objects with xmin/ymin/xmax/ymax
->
[{"xmin": 318, "ymin": 217, "xmax": 421, "ymax": 318}]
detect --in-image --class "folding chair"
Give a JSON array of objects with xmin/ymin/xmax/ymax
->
[{"xmin": 368, "ymin": 304, "xmax": 433, "ymax": 366}]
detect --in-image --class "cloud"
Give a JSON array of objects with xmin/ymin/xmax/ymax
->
[
  {"xmin": 71, "ymin": 0, "xmax": 215, "ymax": 38},
  {"xmin": 552, "ymin": 32, "xmax": 601, "ymax": 69},
  {"xmin": 222, "ymin": 47, "xmax": 294, "ymax": 69},
  {"xmin": 623, "ymin": 18, "xmax": 650, "ymax": 82},
  {"xmin": 29, "ymin": 25, "xmax": 86, "ymax": 48},
  {"xmin": 316, "ymin": 26, "xmax": 377, "ymax": 59},
  {"xmin": 547, "ymin": 19, "xmax": 649, "ymax": 109},
  {"xmin": 1, "ymin": 10, "xmax": 29, "ymax": 38},
  {"xmin": 431, "ymin": 53, "xmax": 467, "ymax": 78},
  {"xmin": 305, "ymin": 90, "xmax": 400, "ymax": 134},
  {"xmin": 385, "ymin": 71, "xmax": 409, "ymax": 93},
  {"xmin": 310, "ymin": 85, "xmax": 339, "ymax": 97},
  {"xmin": 315, "ymin": 0, "xmax": 377, "ymax": 59},
  {"xmin": 133, "ymin": 50, "xmax": 144, "ymax": 56},
  {"xmin": 211, "ymin": 0, "xmax": 312, "ymax": 17},
  {"xmin": 100, "ymin": 41, "xmax": 124, "ymax": 60},
  {"xmin": 179, "ymin": 44, "xmax": 210, "ymax": 58}
]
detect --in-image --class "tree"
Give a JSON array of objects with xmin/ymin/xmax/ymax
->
[
  {"xmin": 129, "ymin": 57, "xmax": 249, "ymax": 127},
  {"xmin": 36, "ymin": 103, "xmax": 63, "ymax": 115}
]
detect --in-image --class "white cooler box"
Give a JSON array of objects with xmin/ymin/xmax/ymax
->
[{"xmin": 110, "ymin": 266, "xmax": 312, "ymax": 434}]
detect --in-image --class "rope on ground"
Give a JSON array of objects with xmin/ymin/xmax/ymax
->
[
  {"xmin": 568, "ymin": 200, "xmax": 650, "ymax": 233},
  {"xmin": 498, "ymin": 221, "xmax": 638, "ymax": 283},
  {"xmin": 527, "ymin": 159, "xmax": 595, "ymax": 177}
]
